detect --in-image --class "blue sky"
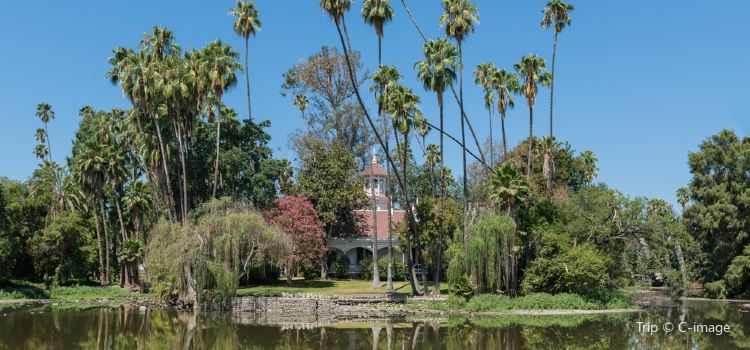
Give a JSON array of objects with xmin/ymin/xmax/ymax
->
[{"xmin": 1, "ymin": 1, "xmax": 748, "ymax": 207}]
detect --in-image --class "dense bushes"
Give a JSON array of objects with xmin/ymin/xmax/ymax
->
[
  {"xmin": 414, "ymin": 292, "xmax": 631, "ymax": 312},
  {"xmin": 359, "ymin": 257, "xmax": 407, "ymax": 281},
  {"xmin": 522, "ymin": 244, "xmax": 610, "ymax": 301}
]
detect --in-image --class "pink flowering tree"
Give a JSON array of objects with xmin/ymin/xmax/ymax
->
[{"xmin": 266, "ymin": 195, "xmax": 327, "ymax": 283}]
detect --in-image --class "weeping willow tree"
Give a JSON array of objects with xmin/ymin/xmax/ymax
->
[
  {"xmin": 146, "ymin": 198, "xmax": 291, "ymax": 309},
  {"xmin": 447, "ymin": 213, "xmax": 516, "ymax": 294}
]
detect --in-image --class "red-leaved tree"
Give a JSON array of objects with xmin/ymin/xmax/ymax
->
[{"xmin": 266, "ymin": 195, "xmax": 327, "ymax": 283}]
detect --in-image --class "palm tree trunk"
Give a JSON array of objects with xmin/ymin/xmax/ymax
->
[
  {"xmin": 434, "ymin": 95, "xmax": 445, "ymax": 295},
  {"xmin": 489, "ymin": 107, "xmax": 494, "ymax": 167},
  {"xmin": 245, "ymin": 38, "xmax": 252, "ymax": 120},
  {"xmin": 371, "ymin": 34, "xmax": 383, "ymax": 290},
  {"xmin": 93, "ymin": 208, "xmax": 105, "ymax": 285},
  {"xmin": 44, "ymin": 124, "xmax": 52, "ymax": 163},
  {"xmin": 212, "ymin": 97, "xmax": 222, "ymax": 198},
  {"xmin": 549, "ymin": 31, "xmax": 558, "ymax": 138},
  {"xmin": 501, "ymin": 111, "xmax": 508, "ymax": 158},
  {"xmin": 150, "ymin": 113, "xmax": 176, "ymax": 221},
  {"xmin": 370, "ymin": 149, "xmax": 380, "ymax": 289},
  {"xmin": 458, "ymin": 41, "xmax": 469, "ymax": 259},
  {"xmin": 99, "ymin": 196, "xmax": 111, "ymax": 285},
  {"xmin": 384, "ymin": 95, "xmax": 394, "ymax": 292},
  {"xmin": 527, "ymin": 105, "xmax": 534, "ymax": 179},
  {"xmin": 111, "ymin": 182, "xmax": 129, "ymax": 288}
]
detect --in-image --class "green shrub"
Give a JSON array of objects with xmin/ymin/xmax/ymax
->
[
  {"xmin": 358, "ymin": 256, "xmax": 373, "ymax": 280},
  {"xmin": 462, "ymin": 292, "xmax": 631, "ymax": 311},
  {"xmin": 378, "ymin": 257, "xmax": 406, "ymax": 281},
  {"xmin": 330, "ymin": 257, "xmax": 349, "ymax": 279},
  {"xmin": 451, "ymin": 274, "xmax": 475, "ymax": 301},
  {"xmin": 703, "ymin": 280, "xmax": 727, "ymax": 299},
  {"xmin": 662, "ymin": 269, "xmax": 686, "ymax": 298},
  {"xmin": 522, "ymin": 244, "xmax": 610, "ymax": 301},
  {"xmin": 302, "ymin": 266, "xmax": 321, "ymax": 280}
]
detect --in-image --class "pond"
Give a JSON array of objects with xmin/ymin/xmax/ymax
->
[{"xmin": 0, "ymin": 299, "xmax": 747, "ymax": 349}]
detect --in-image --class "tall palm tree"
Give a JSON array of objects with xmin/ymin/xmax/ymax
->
[
  {"xmin": 541, "ymin": 0, "xmax": 574, "ymax": 139},
  {"xmin": 487, "ymin": 162, "xmax": 529, "ymax": 296},
  {"xmin": 35, "ymin": 103, "xmax": 55, "ymax": 163},
  {"xmin": 415, "ymin": 38, "xmax": 459, "ymax": 294},
  {"xmin": 579, "ymin": 150, "xmax": 599, "ymax": 183},
  {"xmin": 473, "ymin": 62, "xmax": 498, "ymax": 166},
  {"xmin": 386, "ymin": 84, "xmax": 424, "ymax": 293},
  {"xmin": 492, "ymin": 69, "xmax": 520, "ymax": 158},
  {"xmin": 361, "ymin": 0, "xmax": 394, "ymax": 289},
  {"xmin": 514, "ymin": 54, "xmax": 550, "ymax": 179},
  {"xmin": 371, "ymin": 65, "xmax": 401, "ymax": 291},
  {"xmin": 439, "ymin": 0, "xmax": 479, "ymax": 257},
  {"xmin": 361, "ymin": 0, "xmax": 394, "ymax": 64},
  {"xmin": 75, "ymin": 140, "xmax": 109, "ymax": 285},
  {"xmin": 541, "ymin": 0, "xmax": 574, "ymax": 200},
  {"xmin": 204, "ymin": 40, "xmax": 241, "ymax": 198},
  {"xmin": 229, "ymin": 0, "xmax": 262, "ymax": 120}
]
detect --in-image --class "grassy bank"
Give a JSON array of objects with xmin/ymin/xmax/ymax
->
[
  {"xmin": 237, "ymin": 279, "xmax": 448, "ymax": 296},
  {"xmin": 0, "ymin": 281, "xmax": 151, "ymax": 300},
  {"xmin": 405, "ymin": 292, "xmax": 633, "ymax": 312}
]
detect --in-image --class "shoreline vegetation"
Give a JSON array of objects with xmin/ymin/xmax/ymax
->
[{"xmin": 2, "ymin": 0, "xmax": 748, "ymax": 318}]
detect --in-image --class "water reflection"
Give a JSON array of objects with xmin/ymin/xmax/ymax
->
[{"xmin": 0, "ymin": 299, "xmax": 747, "ymax": 349}]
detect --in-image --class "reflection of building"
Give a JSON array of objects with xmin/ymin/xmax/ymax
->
[{"xmin": 326, "ymin": 156, "xmax": 405, "ymax": 275}]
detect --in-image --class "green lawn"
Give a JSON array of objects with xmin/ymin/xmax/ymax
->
[
  {"xmin": 0, "ymin": 281, "xmax": 151, "ymax": 300},
  {"xmin": 237, "ymin": 279, "xmax": 448, "ymax": 296}
]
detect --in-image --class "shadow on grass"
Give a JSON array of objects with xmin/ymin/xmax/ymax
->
[{"xmin": 1, "ymin": 282, "xmax": 51, "ymax": 299}]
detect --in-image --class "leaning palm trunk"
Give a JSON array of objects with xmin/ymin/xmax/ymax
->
[
  {"xmin": 333, "ymin": 16, "xmax": 422, "ymax": 295},
  {"xmin": 149, "ymin": 111, "xmax": 176, "ymax": 221},
  {"xmin": 458, "ymin": 42, "xmax": 469, "ymax": 259}
]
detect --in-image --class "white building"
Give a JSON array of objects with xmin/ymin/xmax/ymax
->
[{"xmin": 326, "ymin": 156, "xmax": 405, "ymax": 274}]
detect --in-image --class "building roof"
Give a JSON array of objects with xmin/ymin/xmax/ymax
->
[
  {"xmin": 355, "ymin": 210, "xmax": 405, "ymax": 238},
  {"xmin": 360, "ymin": 156, "xmax": 388, "ymax": 177}
]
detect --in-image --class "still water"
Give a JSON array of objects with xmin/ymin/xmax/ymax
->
[{"xmin": 0, "ymin": 299, "xmax": 748, "ymax": 349}]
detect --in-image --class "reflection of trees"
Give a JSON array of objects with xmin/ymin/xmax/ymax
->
[{"xmin": 0, "ymin": 301, "xmax": 747, "ymax": 349}]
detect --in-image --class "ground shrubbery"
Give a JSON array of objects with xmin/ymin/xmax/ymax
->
[
  {"xmin": 421, "ymin": 292, "xmax": 631, "ymax": 312},
  {"xmin": 521, "ymin": 244, "xmax": 610, "ymax": 301},
  {"xmin": 359, "ymin": 257, "xmax": 407, "ymax": 281}
]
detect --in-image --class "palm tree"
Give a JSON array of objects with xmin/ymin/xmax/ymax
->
[
  {"xmin": 514, "ymin": 54, "xmax": 550, "ymax": 179},
  {"xmin": 425, "ymin": 144, "xmax": 440, "ymax": 198},
  {"xmin": 487, "ymin": 162, "xmax": 529, "ymax": 296},
  {"xmin": 371, "ymin": 65, "xmax": 401, "ymax": 291},
  {"xmin": 415, "ymin": 38, "xmax": 459, "ymax": 294},
  {"xmin": 293, "ymin": 94, "xmax": 309, "ymax": 119},
  {"xmin": 124, "ymin": 181, "xmax": 151, "ymax": 243},
  {"xmin": 320, "ymin": 0, "xmax": 354, "ymax": 49},
  {"xmin": 35, "ymin": 103, "xmax": 55, "ymax": 163},
  {"xmin": 361, "ymin": 0, "xmax": 394, "ymax": 64},
  {"xmin": 386, "ymin": 84, "xmax": 424, "ymax": 293},
  {"xmin": 492, "ymin": 69, "xmax": 520, "ymax": 159},
  {"xmin": 229, "ymin": 0, "xmax": 261, "ymax": 120},
  {"xmin": 439, "ymin": 0, "xmax": 479, "ymax": 257},
  {"xmin": 361, "ymin": 0, "xmax": 394, "ymax": 289},
  {"xmin": 579, "ymin": 150, "xmax": 599, "ymax": 183},
  {"xmin": 75, "ymin": 140, "xmax": 109, "ymax": 285},
  {"xmin": 676, "ymin": 187, "xmax": 690, "ymax": 212},
  {"xmin": 541, "ymin": 0, "xmax": 574, "ymax": 139},
  {"xmin": 473, "ymin": 62, "xmax": 498, "ymax": 166},
  {"xmin": 204, "ymin": 40, "xmax": 241, "ymax": 198}
]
